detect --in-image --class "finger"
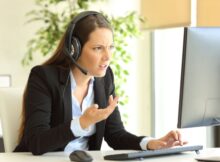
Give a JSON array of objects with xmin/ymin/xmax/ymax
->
[
  {"xmin": 87, "ymin": 104, "xmax": 99, "ymax": 113},
  {"xmin": 108, "ymin": 95, "xmax": 119, "ymax": 105},
  {"xmin": 98, "ymin": 105, "xmax": 115, "ymax": 116},
  {"xmin": 170, "ymin": 140, "xmax": 188, "ymax": 147},
  {"xmin": 93, "ymin": 104, "xmax": 99, "ymax": 109},
  {"xmin": 176, "ymin": 130, "xmax": 183, "ymax": 145},
  {"xmin": 95, "ymin": 96, "xmax": 119, "ymax": 121},
  {"xmin": 161, "ymin": 131, "xmax": 176, "ymax": 142},
  {"xmin": 108, "ymin": 95, "xmax": 113, "ymax": 104},
  {"xmin": 169, "ymin": 130, "xmax": 179, "ymax": 141},
  {"xmin": 113, "ymin": 96, "xmax": 119, "ymax": 105},
  {"xmin": 183, "ymin": 141, "xmax": 188, "ymax": 145},
  {"xmin": 176, "ymin": 130, "xmax": 181, "ymax": 140},
  {"xmin": 96, "ymin": 105, "xmax": 116, "ymax": 119},
  {"xmin": 172, "ymin": 140, "xmax": 182, "ymax": 147},
  {"xmin": 108, "ymin": 96, "xmax": 119, "ymax": 110}
]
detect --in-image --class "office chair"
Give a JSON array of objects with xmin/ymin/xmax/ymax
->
[{"xmin": 0, "ymin": 88, "xmax": 23, "ymax": 152}]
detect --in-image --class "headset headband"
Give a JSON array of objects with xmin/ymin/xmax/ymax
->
[{"xmin": 67, "ymin": 11, "xmax": 101, "ymax": 52}]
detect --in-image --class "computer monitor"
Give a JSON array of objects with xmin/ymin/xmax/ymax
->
[{"xmin": 178, "ymin": 27, "xmax": 220, "ymax": 128}]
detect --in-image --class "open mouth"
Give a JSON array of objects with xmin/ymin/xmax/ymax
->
[{"xmin": 99, "ymin": 64, "xmax": 108, "ymax": 70}]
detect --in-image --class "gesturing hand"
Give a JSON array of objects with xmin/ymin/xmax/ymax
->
[
  {"xmin": 80, "ymin": 95, "xmax": 119, "ymax": 129},
  {"xmin": 147, "ymin": 130, "xmax": 188, "ymax": 150}
]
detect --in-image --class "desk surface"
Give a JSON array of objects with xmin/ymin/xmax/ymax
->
[{"xmin": 0, "ymin": 149, "xmax": 220, "ymax": 162}]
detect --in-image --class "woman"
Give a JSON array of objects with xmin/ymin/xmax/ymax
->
[{"xmin": 14, "ymin": 11, "xmax": 186, "ymax": 155}]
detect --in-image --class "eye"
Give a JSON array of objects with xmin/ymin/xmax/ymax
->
[
  {"xmin": 93, "ymin": 46, "xmax": 103, "ymax": 51},
  {"xmin": 109, "ymin": 45, "xmax": 115, "ymax": 51}
]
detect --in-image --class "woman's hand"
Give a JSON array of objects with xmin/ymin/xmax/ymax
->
[
  {"xmin": 147, "ymin": 130, "xmax": 188, "ymax": 150},
  {"xmin": 80, "ymin": 95, "xmax": 118, "ymax": 129}
]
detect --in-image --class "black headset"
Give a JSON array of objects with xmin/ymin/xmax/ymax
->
[
  {"xmin": 64, "ymin": 11, "xmax": 104, "ymax": 75},
  {"xmin": 65, "ymin": 11, "xmax": 101, "ymax": 60}
]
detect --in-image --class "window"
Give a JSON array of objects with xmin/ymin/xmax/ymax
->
[{"xmin": 152, "ymin": 27, "xmax": 207, "ymax": 146}]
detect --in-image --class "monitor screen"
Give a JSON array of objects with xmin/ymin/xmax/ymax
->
[{"xmin": 178, "ymin": 27, "xmax": 220, "ymax": 128}]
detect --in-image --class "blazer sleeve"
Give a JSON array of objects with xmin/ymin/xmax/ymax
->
[
  {"xmin": 104, "ymin": 68, "xmax": 145, "ymax": 150},
  {"xmin": 24, "ymin": 66, "xmax": 75, "ymax": 155}
]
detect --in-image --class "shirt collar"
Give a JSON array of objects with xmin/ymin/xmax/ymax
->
[{"xmin": 70, "ymin": 72, "xmax": 94, "ymax": 91}]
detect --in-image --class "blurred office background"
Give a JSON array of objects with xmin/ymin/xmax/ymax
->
[{"xmin": 1, "ymin": 0, "xmax": 220, "ymax": 152}]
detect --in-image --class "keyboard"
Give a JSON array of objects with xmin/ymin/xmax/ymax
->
[{"xmin": 104, "ymin": 145, "xmax": 203, "ymax": 160}]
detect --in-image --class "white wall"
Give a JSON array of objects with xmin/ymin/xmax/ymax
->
[
  {"xmin": 134, "ymin": 30, "xmax": 152, "ymax": 136},
  {"xmin": 153, "ymin": 27, "xmax": 183, "ymax": 135},
  {"xmin": 0, "ymin": 0, "xmax": 47, "ymax": 87}
]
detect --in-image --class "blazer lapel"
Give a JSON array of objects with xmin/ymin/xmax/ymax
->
[
  {"xmin": 59, "ymin": 67, "xmax": 72, "ymax": 123},
  {"xmin": 89, "ymin": 77, "xmax": 108, "ymax": 149},
  {"xmin": 94, "ymin": 77, "xmax": 107, "ymax": 108}
]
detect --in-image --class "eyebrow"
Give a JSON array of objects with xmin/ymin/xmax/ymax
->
[{"xmin": 91, "ymin": 43, "xmax": 114, "ymax": 46}]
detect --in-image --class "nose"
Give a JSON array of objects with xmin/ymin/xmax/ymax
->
[{"xmin": 102, "ymin": 47, "xmax": 111, "ymax": 61}]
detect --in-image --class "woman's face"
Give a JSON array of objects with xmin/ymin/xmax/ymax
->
[{"xmin": 77, "ymin": 28, "xmax": 114, "ymax": 77}]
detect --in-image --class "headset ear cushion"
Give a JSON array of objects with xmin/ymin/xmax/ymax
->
[{"xmin": 71, "ymin": 37, "xmax": 81, "ymax": 60}]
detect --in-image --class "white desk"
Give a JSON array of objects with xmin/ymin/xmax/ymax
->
[{"xmin": 0, "ymin": 149, "xmax": 220, "ymax": 162}]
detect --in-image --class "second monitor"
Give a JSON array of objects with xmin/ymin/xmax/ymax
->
[{"xmin": 178, "ymin": 27, "xmax": 220, "ymax": 128}]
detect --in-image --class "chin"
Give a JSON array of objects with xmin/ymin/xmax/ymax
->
[{"xmin": 94, "ymin": 71, "xmax": 106, "ymax": 77}]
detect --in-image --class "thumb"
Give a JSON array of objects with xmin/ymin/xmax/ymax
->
[{"xmin": 93, "ymin": 104, "xmax": 99, "ymax": 109}]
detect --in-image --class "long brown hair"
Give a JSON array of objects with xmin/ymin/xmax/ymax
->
[{"xmin": 18, "ymin": 13, "xmax": 112, "ymax": 142}]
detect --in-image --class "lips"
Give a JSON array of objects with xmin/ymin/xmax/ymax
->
[{"xmin": 99, "ymin": 64, "xmax": 108, "ymax": 70}]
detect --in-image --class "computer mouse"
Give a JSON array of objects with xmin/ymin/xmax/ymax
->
[{"xmin": 69, "ymin": 150, "xmax": 93, "ymax": 162}]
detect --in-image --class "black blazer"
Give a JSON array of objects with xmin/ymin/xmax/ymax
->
[{"xmin": 14, "ymin": 65, "xmax": 144, "ymax": 155}]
